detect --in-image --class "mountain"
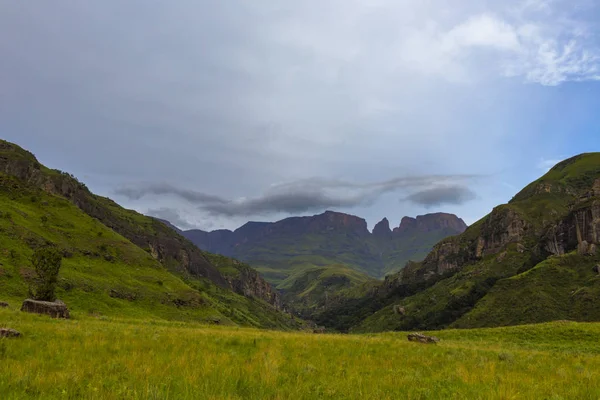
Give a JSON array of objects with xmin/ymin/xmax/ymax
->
[
  {"xmin": 0, "ymin": 139, "xmax": 302, "ymax": 329},
  {"xmin": 324, "ymin": 153, "xmax": 600, "ymax": 332},
  {"xmin": 181, "ymin": 211, "xmax": 467, "ymax": 282},
  {"xmin": 277, "ymin": 265, "xmax": 378, "ymax": 323}
]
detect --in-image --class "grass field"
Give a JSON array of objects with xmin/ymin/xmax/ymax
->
[{"xmin": 1, "ymin": 308, "xmax": 599, "ymax": 399}]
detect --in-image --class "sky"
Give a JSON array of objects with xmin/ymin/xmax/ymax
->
[{"xmin": 1, "ymin": 1, "xmax": 600, "ymax": 231}]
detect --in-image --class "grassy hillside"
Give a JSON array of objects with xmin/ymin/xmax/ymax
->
[
  {"xmin": 0, "ymin": 140, "xmax": 301, "ymax": 330},
  {"xmin": 2, "ymin": 309, "xmax": 600, "ymax": 399},
  {"xmin": 0, "ymin": 174, "xmax": 223, "ymax": 322},
  {"xmin": 277, "ymin": 264, "xmax": 378, "ymax": 321},
  {"xmin": 455, "ymin": 252, "xmax": 600, "ymax": 328},
  {"xmin": 342, "ymin": 153, "xmax": 600, "ymax": 332}
]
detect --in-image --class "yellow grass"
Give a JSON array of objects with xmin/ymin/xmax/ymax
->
[{"xmin": 1, "ymin": 308, "xmax": 599, "ymax": 399}]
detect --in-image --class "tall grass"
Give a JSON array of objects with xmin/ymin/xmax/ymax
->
[{"xmin": 1, "ymin": 309, "xmax": 599, "ymax": 399}]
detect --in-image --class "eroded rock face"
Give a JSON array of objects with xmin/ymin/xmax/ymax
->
[
  {"xmin": 225, "ymin": 265, "xmax": 282, "ymax": 310},
  {"xmin": 21, "ymin": 299, "xmax": 70, "ymax": 319},
  {"xmin": 545, "ymin": 202, "xmax": 600, "ymax": 256}
]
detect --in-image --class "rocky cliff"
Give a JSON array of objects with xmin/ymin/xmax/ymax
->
[
  {"xmin": 349, "ymin": 153, "xmax": 600, "ymax": 332},
  {"xmin": 0, "ymin": 140, "xmax": 284, "ymax": 309},
  {"xmin": 182, "ymin": 211, "xmax": 467, "ymax": 280}
]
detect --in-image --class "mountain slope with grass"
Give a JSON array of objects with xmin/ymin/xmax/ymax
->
[
  {"xmin": 347, "ymin": 153, "xmax": 600, "ymax": 332},
  {"xmin": 182, "ymin": 211, "xmax": 466, "ymax": 283},
  {"xmin": 276, "ymin": 264, "xmax": 378, "ymax": 322},
  {"xmin": 0, "ymin": 139, "xmax": 302, "ymax": 329}
]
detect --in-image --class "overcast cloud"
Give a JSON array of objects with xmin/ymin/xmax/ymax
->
[
  {"xmin": 117, "ymin": 175, "xmax": 477, "ymax": 217},
  {"xmin": 1, "ymin": 1, "xmax": 599, "ymax": 230}
]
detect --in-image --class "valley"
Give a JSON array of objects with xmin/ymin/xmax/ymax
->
[{"xmin": 2, "ymin": 308, "xmax": 600, "ymax": 399}]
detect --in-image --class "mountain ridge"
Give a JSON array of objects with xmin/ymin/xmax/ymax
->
[
  {"xmin": 181, "ymin": 210, "xmax": 467, "ymax": 281},
  {"xmin": 0, "ymin": 139, "xmax": 298, "ymax": 329}
]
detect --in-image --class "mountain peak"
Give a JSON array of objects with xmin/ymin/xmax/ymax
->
[
  {"xmin": 394, "ymin": 213, "xmax": 467, "ymax": 235},
  {"xmin": 372, "ymin": 217, "xmax": 392, "ymax": 237}
]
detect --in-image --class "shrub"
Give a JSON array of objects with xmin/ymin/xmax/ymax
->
[{"xmin": 30, "ymin": 247, "xmax": 63, "ymax": 302}]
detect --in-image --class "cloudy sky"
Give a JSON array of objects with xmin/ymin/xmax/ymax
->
[{"xmin": 1, "ymin": 1, "xmax": 599, "ymax": 231}]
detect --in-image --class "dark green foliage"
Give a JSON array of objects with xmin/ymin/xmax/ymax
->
[{"xmin": 30, "ymin": 247, "xmax": 63, "ymax": 301}]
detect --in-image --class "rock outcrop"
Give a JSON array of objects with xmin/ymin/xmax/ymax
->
[
  {"xmin": 394, "ymin": 213, "xmax": 467, "ymax": 236},
  {"xmin": 372, "ymin": 218, "xmax": 392, "ymax": 238},
  {"xmin": 407, "ymin": 333, "xmax": 439, "ymax": 344},
  {"xmin": 0, "ymin": 328, "xmax": 21, "ymax": 338},
  {"xmin": 225, "ymin": 263, "xmax": 282, "ymax": 310},
  {"xmin": 21, "ymin": 299, "xmax": 70, "ymax": 319}
]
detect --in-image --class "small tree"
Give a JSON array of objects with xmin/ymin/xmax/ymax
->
[{"xmin": 30, "ymin": 247, "xmax": 62, "ymax": 301}]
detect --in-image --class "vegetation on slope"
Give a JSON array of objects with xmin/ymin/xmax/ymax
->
[
  {"xmin": 2, "ymin": 309, "xmax": 600, "ymax": 399},
  {"xmin": 0, "ymin": 140, "xmax": 301, "ymax": 329},
  {"xmin": 277, "ymin": 264, "xmax": 377, "ymax": 319},
  {"xmin": 334, "ymin": 153, "xmax": 600, "ymax": 332}
]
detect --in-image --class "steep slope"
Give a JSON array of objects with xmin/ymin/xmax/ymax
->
[
  {"xmin": 0, "ymin": 140, "xmax": 301, "ymax": 329},
  {"xmin": 350, "ymin": 153, "xmax": 600, "ymax": 332},
  {"xmin": 182, "ymin": 211, "xmax": 466, "ymax": 282},
  {"xmin": 276, "ymin": 265, "xmax": 378, "ymax": 321}
]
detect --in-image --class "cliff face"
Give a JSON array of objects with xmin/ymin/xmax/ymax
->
[
  {"xmin": 218, "ymin": 259, "xmax": 282, "ymax": 310},
  {"xmin": 183, "ymin": 211, "xmax": 467, "ymax": 280},
  {"xmin": 394, "ymin": 213, "xmax": 467, "ymax": 236},
  {"xmin": 352, "ymin": 153, "xmax": 600, "ymax": 333},
  {"xmin": 0, "ymin": 140, "xmax": 286, "ymax": 309},
  {"xmin": 372, "ymin": 218, "xmax": 392, "ymax": 238}
]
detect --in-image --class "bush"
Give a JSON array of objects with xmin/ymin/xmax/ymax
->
[{"xmin": 30, "ymin": 247, "xmax": 63, "ymax": 302}]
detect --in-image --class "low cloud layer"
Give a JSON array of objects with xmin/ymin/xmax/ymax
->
[
  {"xmin": 146, "ymin": 207, "xmax": 196, "ymax": 230},
  {"xmin": 116, "ymin": 175, "xmax": 477, "ymax": 217},
  {"xmin": 404, "ymin": 185, "xmax": 477, "ymax": 208}
]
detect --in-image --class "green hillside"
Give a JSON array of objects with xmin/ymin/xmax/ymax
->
[
  {"xmin": 0, "ymin": 140, "xmax": 302, "ymax": 330},
  {"xmin": 344, "ymin": 153, "xmax": 600, "ymax": 332},
  {"xmin": 277, "ymin": 264, "xmax": 377, "ymax": 322}
]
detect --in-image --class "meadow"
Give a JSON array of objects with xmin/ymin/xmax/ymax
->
[{"xmin": 1, "ymin": 307, "xmax": 600, "ymax": 399}]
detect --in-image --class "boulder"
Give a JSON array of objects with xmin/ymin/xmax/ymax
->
[
  {"xmin": 578, "ymin": 241, "xmax": 591, "ymax": 256},
  {"xmin": 313, "ymin": 326, "xmax": 326, "ymax": 334},
  {"xmin": 21, "ymin": 299, "xmax": 70, "ymax": 319},
  {"xmin": 393, "ymin": 304, "xmax": 406, "ymax": 316},
  {"xmin": 0, "ymin": 302, "xmax": 9, "ymax": 308},
  {"xmin": 407, "ymin": 332, "xmax": 440, "ymax": 344},
  {"xmin": 0, "ymin": 328, "xmax": 21, "ymax": 338}
]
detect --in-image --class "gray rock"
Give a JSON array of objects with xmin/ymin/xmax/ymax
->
[
  {"xmin": 407, "ymin": 332, "xmax": 440, "ymax": 344},
  {"xmin": 21, "ymin": 299, "xmax": 70, "ymax": 319},
  {"xmin": 0, "ymin": 302, "xmax": 9, "ymax": 308},
  {"xmin": 0, "ymin": 328, "xmax": 21, "ymax": 338},
  {"xmin": 393, "ymin": 305, "xmax": 406, "ymax": 315}
]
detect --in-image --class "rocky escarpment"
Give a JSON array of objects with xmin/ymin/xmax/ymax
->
[
  {"xmin": 545, "ymin": 198, "xmax": 600, "ymax": 256},
  {"xmin": 393, "ymin": 205, "xmax": 529, "ymax": 288},
  {"xmin": 0, "ymin": 140, "xmax": 227, "ymax": 287},
  {"xmin": 393, "ymin": 213, "xmax": 467, "ymax": 236},
  {"xmin": 376, "ymin": 157, "xmax": 600, "ymax": 317},
  {"xmin": 183, "ymin": 211, "xmax": 467, "ymax": 279},
  {"xmin": 224, "ymin": 261, "xmax": 282, "ymax": 310}
]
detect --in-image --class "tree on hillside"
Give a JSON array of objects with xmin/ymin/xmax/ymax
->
[{"xmin": 30, "ymin": 247, "xmax": 63, "ymax": 302}]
